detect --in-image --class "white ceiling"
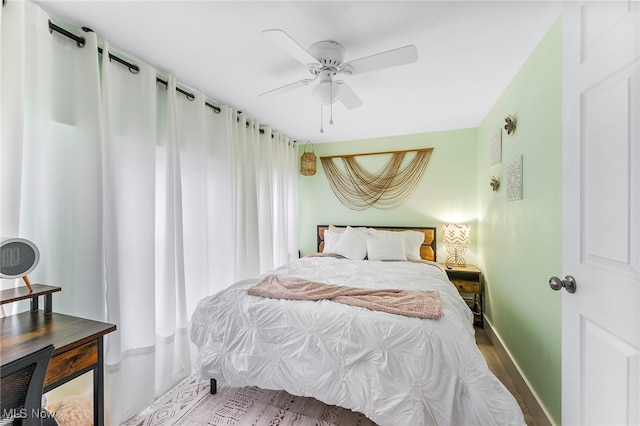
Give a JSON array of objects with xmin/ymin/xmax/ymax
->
[{"xmin": 36, "ymin": 0, "xmax": 562, "ymax": 143}]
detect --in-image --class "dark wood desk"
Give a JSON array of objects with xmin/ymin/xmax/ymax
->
[{"xmin": 1, "ymin": 286, "xmax": 115, "ymax": 426}]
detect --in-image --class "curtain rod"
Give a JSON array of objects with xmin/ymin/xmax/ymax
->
[
  {"xmin": 47, "ymin": 20, "xmax": 284, "ymax": 139},
  {"xmin": 47, "ymin": 20, "xmax": 224, "ymax": 114}
]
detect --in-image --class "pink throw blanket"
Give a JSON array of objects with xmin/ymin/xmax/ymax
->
[{"xmin": 247, "ymin": 275, "xmax": 443, "ymax": 319}]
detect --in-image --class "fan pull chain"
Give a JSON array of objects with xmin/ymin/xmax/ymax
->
[
  {"xmin": 320, "ymin": 104, "xmax": 324, "ymax": 133},
  {"xmin": 329, "ymin": 81, "xmax": 334, "ymax": 125}
]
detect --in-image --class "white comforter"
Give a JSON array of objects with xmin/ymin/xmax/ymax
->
[{"xmin": 190, "ymin": 257, "xmax": 525, "ymax": 426}]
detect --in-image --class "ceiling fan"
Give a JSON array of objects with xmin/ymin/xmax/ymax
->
[{"xmin": 259, "ymin": 29, "xmax": 419, "ymax": 110}]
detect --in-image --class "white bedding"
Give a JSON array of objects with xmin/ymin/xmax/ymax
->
[{"xmin": 190, "ymin": 257, "xmax": 525, "ymax": 426}]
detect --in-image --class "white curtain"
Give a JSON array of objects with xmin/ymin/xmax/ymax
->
[
  {"xmin": 1, "ymin": 2, "xmax": 105, "ymax": 319},
  {"xmin": 0, "ymin": 2, "xmax": 299, "ymax": 423},
  {"xmin": 228, "ymin": 115, "xmax": 299, "ymax": 278},
  {"xmin": 100, "ymin": 39, "xmax": 160, "ymax": 418}
]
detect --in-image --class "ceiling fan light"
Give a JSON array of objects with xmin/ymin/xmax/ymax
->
[{"xmin": 312, "ymin": 81, "xmax": 341, "ymax": 105}]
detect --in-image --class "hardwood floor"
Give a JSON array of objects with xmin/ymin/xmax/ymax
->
[{"xmin": 475, "ymin": 328, "xmax": 536, "ymax": 426}]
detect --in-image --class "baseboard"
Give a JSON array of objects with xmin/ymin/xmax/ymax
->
[{"xmin": 483, "ymin": 317, "xmax": 555, "ymax": 426}]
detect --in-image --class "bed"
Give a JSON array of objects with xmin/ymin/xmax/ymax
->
[{"xmin": 189, "ymin": 225, "xmax": 525, "ymax": 425}]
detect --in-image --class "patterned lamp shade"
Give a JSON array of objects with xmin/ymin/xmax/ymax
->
[
  {"xmin": 442, "ymin": 224, "xmax": 471, "ymax": 246},
  {"xmin": 442, "ymin": 224, "xmax": 471, "ymax": 267}
]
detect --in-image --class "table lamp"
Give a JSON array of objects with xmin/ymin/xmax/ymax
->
[{"xmin": 442, "ymin": 224, "xmax": 471, "ymax": 268}]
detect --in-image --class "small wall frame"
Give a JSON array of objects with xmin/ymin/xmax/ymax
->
[
  {"xmin": 506, "ymin": 155, "xmax": 523, "ymax": 201},
  {"xmin": 490, "ymin": 129, "xmax": 502, "ymax": 167}
]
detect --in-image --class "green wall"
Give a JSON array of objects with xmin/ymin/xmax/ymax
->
[
  {"xmin": 297, "ymin": 17, "xmax": 562, "ymax": 425},
  {"xmin": 476, "ymin": 18, "xmax": 562, "ymax": 424},
  {"xmin": 297, "ymin": 128, "xmax": 478, "ymax": 260}
]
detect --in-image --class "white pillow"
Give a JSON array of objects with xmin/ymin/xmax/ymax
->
[
  {"xmin": 322, "ymin": 230, "xmax": 342, "ymax": 253},
  {"xmin": 329, "ymin": 225, "xmax": 346, "ymax": 233},
  {"xmin": 331, "ymin": 226, "xmax": 368, "ymax": 260},
  {"xmin": 400, "ymin": 230, "xmax": 425, "ymax": 261},
  {"xmin": 366, "ymin": 228, "xmax": 393, "ymax": 239},
  {"xmin": 366, "ymin": 237, "xmax": 407, "ymax": 261},
  {"xmin": 366, "ymin": 229, "xmax": 425, "ymax": 260},
  {"xmin": 330, "ymin": 225, "xmax": 367, "ymax": 234}
]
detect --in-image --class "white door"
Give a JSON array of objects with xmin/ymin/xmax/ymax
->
[{"xmin": 561, "ymin": 2, "xmax": 639, "ymax": 425}]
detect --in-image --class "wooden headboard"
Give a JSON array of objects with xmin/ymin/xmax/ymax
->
[{"xmin": 316, "ymin": 225, "xmax": 437, "ymax": 262}]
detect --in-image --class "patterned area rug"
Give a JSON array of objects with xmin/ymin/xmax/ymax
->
[{"xmin": 122, "ymin": 374, "xmax": 377, "ymax": 425}]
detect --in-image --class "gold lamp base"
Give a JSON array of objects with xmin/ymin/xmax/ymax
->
[{"xmin": 445, "ymin": 245, "xmax": 467, "ymax": 268}]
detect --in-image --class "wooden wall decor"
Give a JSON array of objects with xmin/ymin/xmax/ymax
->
[{"xmin": 504, "ymin": 114, "xmax": 517, "ymax": 135}]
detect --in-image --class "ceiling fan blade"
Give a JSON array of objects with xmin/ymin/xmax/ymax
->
[
  {"xmin": 259, "ymin": 78, "xmax": 314, "ymax": 98},
  {"xmin": 335, "ymin": 81, "xmax": 363, "ymax": 110},
  {"xmin": 343, "ymin": 45, "xmax": 418, "ymax": 75},
  {"xmin": 262, "ymin": 29, "xmax": 319, "ymax": 67}
]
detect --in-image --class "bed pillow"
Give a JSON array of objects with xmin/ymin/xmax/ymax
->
[
  {"xmin": 367, "ymin": 228, "xmax": 425, "ymax": 261},
  {"xmin": 324, "ymin": 225, "xmax": 365, "ymax": 252},
  {"xmin": 329, "ymin": 225, "xmax": 346, "ymax": 233},
  {"xmin": 329, "ymin": 225, "xmax": 367, "ymax": 233},
  {"xmin": 330, "ymin": 226, "xmax": 368, "ymax": 260},
  {"xmin": 322, "ymin": 230, "xmax": 342, "ymax": 253},
  {"xmin": 401, "ymin": 230, "xmax": 426, "ymax": 261},
  {"xmin": 366, "ymin": 237, "xmax": 407, "ymax": 261}
]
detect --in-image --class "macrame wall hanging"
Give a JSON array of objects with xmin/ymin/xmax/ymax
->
[{"xmin": 320, "ymin": 147, "xmax": 434, "ymax": 210}]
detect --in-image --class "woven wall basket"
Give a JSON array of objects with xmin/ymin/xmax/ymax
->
[{"xmin": 300, "ymin": 142, "xmax": 317, "ymax": 176}]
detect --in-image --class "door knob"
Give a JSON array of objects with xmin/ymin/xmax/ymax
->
[{"xmin": 549, "ymin": 275, "xmax": 577, "ymax": 293}]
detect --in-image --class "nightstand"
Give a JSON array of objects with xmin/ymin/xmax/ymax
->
[{"xmin": 443, "ymin": 264, "xmax": 483, "ymax": 328}]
